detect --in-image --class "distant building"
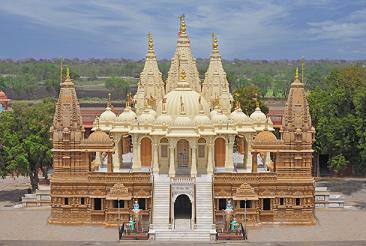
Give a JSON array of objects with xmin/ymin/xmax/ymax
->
[{"xmin": 49, "ymin": 17, "xmax": 316, "ymax": 241}]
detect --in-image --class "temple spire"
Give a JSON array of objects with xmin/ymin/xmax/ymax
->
[
  {"xmin": 66, "ymin": 66, "xmax": 70, "ymax": 80},
  {"xmin": 60, "ymin": 56, "xmax": 63, "ymax": 84},
  {"xmin": 107, "ymin": 93, "xmax": 112, "ymax": 108},
  {"xmin": 148, "ymin": 32, "xmax": 154, "ymax": 52}
]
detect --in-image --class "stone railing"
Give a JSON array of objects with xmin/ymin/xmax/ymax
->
[{"xmin": 171, "ymin": 176, "xmax": 196, "ymax": 184}]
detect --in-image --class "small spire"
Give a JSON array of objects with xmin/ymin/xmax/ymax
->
[
  {"xmin": 301, "ymin": 56, "xmax": 305, "ymax": 83},
  {"xmin": 60, "ymin": 56, "xmax": 63, "ymax": 84},
  {"xmin": 212, "ymin": 32, "xmax": 218, "ymax": 50},
  {"xmin": 96, "ymin": 116, "xmax": 101, "ymax": 130},
  {"xmin": 295, "ymin": 66, "xmax": 299, "ymax": 80},
  {"xmin": 162, "ymin": 97, "xmax": 167, "ymax": 113},
  {"xmin": 66, "ymin": 66, "xmax": 70, "ymax": 80},
  {"xmin": 107, "ymin": 93, "xmax": 112, "ymax": 108},
  {"xmin": 179, "ymin": 15, "xmax": 186, "ymax": 34},
  {"xmin": 235, "ymin": 100, "xmax": 240, "ymax": 110},
  {"xmin": 148, "ymin": 32, "xmax": 153, "ymax": 51},
  {"xmin": 253, "ymin": 93, "xmax": 260, "ymax": 108}
]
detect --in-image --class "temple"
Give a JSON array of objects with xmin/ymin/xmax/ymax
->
[{"xmin": 49, "ymin": 16, "xmax": 316, "ymax": 241}]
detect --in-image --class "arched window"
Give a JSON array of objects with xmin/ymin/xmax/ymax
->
[
  {"xmin": 198, "ymin": 138, "xmax": 206, "ymax": 159},
  {"xmin": 177, "ymin": 139, "xmax": 189, "ymax": 167},
  {"xmin": 214, "ymin": 138, "xmax": 226, "ymax": 167},
  {"xmin": 160, "ymin": 138, "xmax": 168, "ymax": 158},
  {"xmin": 140, "ymin": 137, "xmax": 152, "ymax": 167}
]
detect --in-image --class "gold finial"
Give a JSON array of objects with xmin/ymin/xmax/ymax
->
[
  {"xmin": 179, "ymin": 15, "xmax": 186, "ymax": 34},
  {"xmin": 295, "ymin": 66, "xmax": 299, "ymax": 80},
  {"xmin": 253, "ymin": 93, "xmax": 259, "ymax": 108},
  {"xmin": 212, "ymin": 33, "xmax": 218, "ymax": 50},
  {"xmin": 125, "ymin": 94, "xmax": 129, "ymax": 107},
  {"xmin": 180, "ymin": 69, "xmax": 186, "ymax": 81},
  {"xmin": 66, "ymin": 66, "xmax": 70, "ymax": 80},
  {"xmin": 235, "ymin": 100, "xmax": 240, "ymax": 110},
  {"xmin": 148, "ymin": 32, "xmax": 153, "ymax": 51},
  {"xmin": 60, "ymin": 56, "xmax": 63, "ymax": 84},
  {"xmin": 162, "ymin": 97, "xmax": 167, "ymax": 112},
  {"xmin": 301, "ymin": 56, "xmax": 305, "ymax": 83},
  {"xmin": 107, "ymin": 93, "xmax": 112, "ymax": 108}
]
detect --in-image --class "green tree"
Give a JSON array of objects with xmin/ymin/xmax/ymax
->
[
  {"xmin": 105, "ymin": 77, "xmax": 130, "ymax": 98},
  {"xmin": 233, "ymin": 85, "xmax": 269, "ymax": 115},
  {"xmin": 0, "ymin": 99, "xmax": 55, "ymax": 191},
  {"xmin": 308, "ymin": 66, "xmax": 366, "ymax": 175}
]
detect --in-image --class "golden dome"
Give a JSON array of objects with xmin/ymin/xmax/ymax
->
[
  {"xmin": 82, "ymin": 129, "xmax": 114, "ymax": 146},
  {"xmin": 254, "ymin": 130, "xmax": 277, "ymax": 143}
]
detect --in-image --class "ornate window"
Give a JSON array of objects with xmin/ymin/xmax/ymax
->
[
  {"xmin": 198, "ymin": 138, "xmax": 206, "ymax": 159},
  {"xmin": 160, "ymin": 138, "xmax": 168, "ymax": 158},
  {"xmin": 94, "ymin": 198, "xmax": 102, "ymax": 210},
  {"xmin": 112, "ymin": 200, "xmax": 124, "ymax": 208},
  {"xmin": 279, "ymin": 198, "xmax": 285, "ymax": 206},
  {"xmin": 80, "ymin": 197, "xmax": 85, "ymax": 205},
  {"xmin": 64, "ymin": 198, "xmax": 69, "ymax": 205},
  {"xmin": 240, "ymin": 200, "xmax": 252, "ymax": 208},
  {"xmin": 262, "ymin": 198, "xmax": 271, "ymax": 210},
  {"xmin": 296, "ymin": 198, "xmax": 301, "ymax": 206}
]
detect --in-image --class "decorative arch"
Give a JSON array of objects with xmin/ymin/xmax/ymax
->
[
  {"xmin": 198, "ymin": 138, "xmax": 206, "ymax": 159},
  {"xmin": 140, "ymin": 137, "xmax": 152, "ymax": 167},
  {"xmin": 215, "ymin": 137, "xmax": 226, "ymax": 167},
  {"xmin": 174, "ymin": 194, "xmax": 192, "ymax": 219}
]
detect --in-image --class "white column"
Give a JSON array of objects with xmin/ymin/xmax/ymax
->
[
  {"xmin": 225, "ymin": 136, "xmax": 234, "ymax": 172},
  {"xmin": 153, "ymin": 138, "xmax": 159, "ymax": 173},
  {"xmin": 112, "ymin": 136, "xmax": 121, "ymax": 171},
  {"xmin": 191, "ymin": 144, "xmax": 197, "ymax": 177},
  {"xmin": 207, "ymin": 139, "xmax": 214, "ymax": 175},
  {"xmin": 168, "ymin": 145, "xmax": 175, "ymax": 177},
  {"xmin": 245, "ymin": 136, "xmax": 253, "ymax": 171},
  {"xmin": 132, "ymin": 135, "xmax": 141, "ymax": 171}
]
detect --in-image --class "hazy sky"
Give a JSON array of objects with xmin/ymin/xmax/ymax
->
[{"xmin": 0, "ymin": 0, "xmax": 365, "ymax": 60}]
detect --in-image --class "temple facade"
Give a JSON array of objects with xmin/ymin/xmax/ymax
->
[{"xmin": 49, "ymin": 17, "xmax": 316, "ymax": 241}]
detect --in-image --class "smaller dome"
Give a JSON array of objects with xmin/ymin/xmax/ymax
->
[
  {"xmin": 230, "ymin": 108, "xmax": 250, "ymax": 124},
  {"xmin": 174, "ymin": 115, "xmax": 193, "ymax": 127},
  {"xmin": 254, "ymin": 130, "xmax": 277, "ymax": 143},
  {"xmin": 138, "ymin": 110, "xmax": 155, "ymax": 125},
  {"xmin": 117, "ymin": 107, "xmax": 136, "ymax": 124},
  {"xmin": 155, "ymin": 112, "xmax": 173, "ymax": 126},
  {"xmin": 100, "ymin": 107, "xmax": 117, "ymax": 122},
  {"xmin": 250, "ymin": 107, "xmax": 267, "ymax": 123},
  {"xmin": 83, "ymin": 129, "xmax": 114, "ymax": 145},
  {"xmin": 194, "ymin": 113, "xmax": 211, "ymax": 126},
  {"xmin": 212, "ymin": 110, "xmax": 228, "ymax": 124}
]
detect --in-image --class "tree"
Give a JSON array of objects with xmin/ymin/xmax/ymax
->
[
  {"xmin": 308, "ymin": 66, "xmax": 366, "ymax": 175},
  {"xmin": 0, "ymin": 99, "xmax": 55, "ymax": 191},
  {"xmin": 105, "ymin": 77, "xmax": 130, "ymax": 98},
  {"xmin": 233, "ymin": 85, "xmax": 268, "ymax": 116}
]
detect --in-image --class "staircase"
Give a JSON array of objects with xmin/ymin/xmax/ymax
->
[
  {"xmin": 150, "ymin": 174, "xmax": 216, "ymax": 241},
  {"xmin": 196, "ymin": 175, "xmax": 214, "ymax": 230},
  {"xmin": 151, "ymin": 174, "xmax": 170, "ymax": 230}
]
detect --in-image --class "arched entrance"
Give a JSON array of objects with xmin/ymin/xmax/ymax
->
[
  {"xmin": 140, "ymin": 137, "xmax": 152, "ymax": 167},
  {"xmin": 177, "ymin": 139, "xmax": 189, "ymax": 167},
  {"xmin": 174, "ymin": 194, "xmax": 192, "ymax": 219},
  {"xmin": 215, "ymin": 138, "xmax": 226, "ymax": 167}
]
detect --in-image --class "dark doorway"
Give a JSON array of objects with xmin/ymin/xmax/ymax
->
[{"xmin": 174, "ymin": 194, "xmax": 192, "ymax": 219}]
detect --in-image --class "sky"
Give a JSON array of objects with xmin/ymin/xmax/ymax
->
[{"xmin": 0, "ymin": 0, "xmax": 365, "ymax": 60}]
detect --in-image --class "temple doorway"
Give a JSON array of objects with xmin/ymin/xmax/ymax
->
[
  {"xmin": 177, "ymin": 139, "xmax": 189, "ymax": 167},
  {"xmin": 174, "ymin": 194, "xmax": 192, "ymax": 219}
]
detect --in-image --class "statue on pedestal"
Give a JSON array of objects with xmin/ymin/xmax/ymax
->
[
  {"xmin": 128, "ymin": 216, "xmax": 135, "ymax": 232},
  {"xmin": 224, "ymin": 199, "xmax": 234, "ymax": 232},
  {"xmin": 131, "ymin": 200, "xmax": 142, "ymax": 232},
  {"xmin": 230, "ymin": 217, "xmax": 239, "ymax": 232}
]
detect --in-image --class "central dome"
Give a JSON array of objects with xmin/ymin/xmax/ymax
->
[{"xmin": 156, "ymin": 87, "xmax": 210, "ymax": 118}]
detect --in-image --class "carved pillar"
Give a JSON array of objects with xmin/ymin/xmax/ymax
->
[
  {"xmin": 168, "ymin": 143, "xmax": 175, "ymax": 177},
  {"xmin": 225, "ymin": 135, "xmax": 234, "ymax": 172},
  {"xmin": 153, "ymin": 137, "xmax": 159, "ymax": 173},
  {"xmin": 112, "ymin": 136, "xmax": 121, "ymax": 170},
  {"xmin": 107, "ymin": 152, "xmax": 113, "ymax": 173},
  {"xmin": 207, "ymin": 139, "xmax": 214, "ymax": 175},
  {"xmin": 191, "ymin": 143, "xmax": 197, "ymax": 177},
  {"xmin": 252, "ymin": 151, "xmax": 257, "ymax": 173},
  {"xmin": 132, "ymin": 135, "xmax": 141, "ymax": 171}
]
